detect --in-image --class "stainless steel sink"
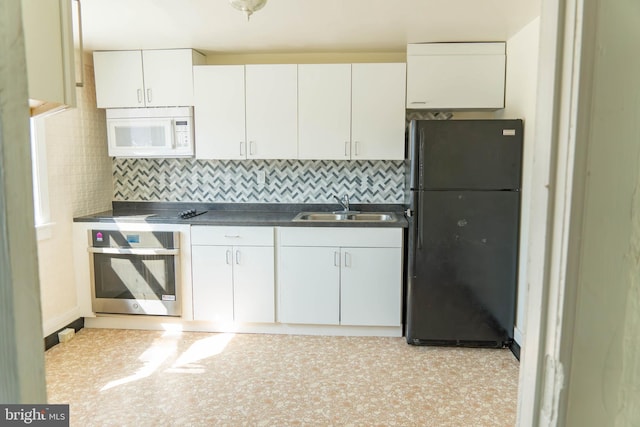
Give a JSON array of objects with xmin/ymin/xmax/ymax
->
[{"xmin": 292, "ymin": 212, "xmax": 397, "ymax": 222}]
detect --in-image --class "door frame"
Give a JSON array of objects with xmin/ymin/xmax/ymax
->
[{"xmin": 517, "ymin": 0, "xmax": 593, "ymax": 424}]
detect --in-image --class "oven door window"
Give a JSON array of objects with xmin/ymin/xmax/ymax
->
[{"xmin": 93, "ymin": 253, "xmax": 176, "ymax": 300}]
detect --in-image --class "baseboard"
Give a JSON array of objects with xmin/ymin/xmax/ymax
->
[
  {"xmin": 43, "ymin": 306, "xmax": 82, "ymax": 337},
  {"xmin": 511, "ymin": 326, "xmax": 523, "ymax": 361},
  {"xmin": 44, "ymin": 318, "xmax": 84, "ymax": 351},
  {"xmin": 509, "ymin": 340, "xmax": 521, "ymax": 361}
]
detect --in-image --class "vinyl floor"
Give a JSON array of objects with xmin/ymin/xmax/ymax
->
[{"xmin": 45, "ymin": 328, "xmax": 519, "ymax": 426}]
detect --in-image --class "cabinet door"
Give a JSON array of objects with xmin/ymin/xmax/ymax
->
[
  {"xmin": 23, "ymin": 0, "xmax": 76, "ymax": 113},
  {"xmin": 351, "ymin": 63, "xmax": 406, "ymax": 160},
  {"xmin": 340, "ymin": 247, "xmax": 402, "ymax": 326},
  {"xmin": 406, "ymin": 48, "xmax": 505, "ymax": 109},
  {"xmin": 142, "ymin": 49, "xmax": 197, "ymax": 107},
  {"xmin": 245, "ymin": 64, "xmax": 298, "ymax": 159},
  {"xmin": 194, "ymin": 65, "xmax": 247, "ymax": 160},
  {"xmin": 191, "ymin": 246, "xmax": 234, "ymax": 322},
  {"xmin": 233, "ymin": 246, "xmax": 275, "ymax": 323},
  {"xmin": 278, "ymin": 246, "xmax": 340, "ymax": 325},
  {"xmin": 93, "ymin": 50, "xmax": 145, "ymax": 108},
  {"xmin": 298, "ymin": 64, "xmax": 351, "ymax": 160}
]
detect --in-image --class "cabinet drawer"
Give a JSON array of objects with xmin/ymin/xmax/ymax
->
[
  {"xmin": 279, "ymin": 227, "xmax": 402, "ymax": 248},
  {"xmin": 191, "ymin": 226, "xmax": 274, "ymax": 246}
]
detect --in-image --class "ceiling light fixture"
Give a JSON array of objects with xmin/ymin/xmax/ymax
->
[{"xmin": 229, "ymin": 0, "xmax": 267, "ymax": 21}]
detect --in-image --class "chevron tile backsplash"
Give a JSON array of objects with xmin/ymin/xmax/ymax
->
[{"xmin": 113, "ymin": 159, "xmax": 405, "ymax": 203}]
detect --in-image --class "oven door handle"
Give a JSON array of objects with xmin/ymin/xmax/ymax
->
[{"xmin": 88, "ymin": 248, "xmax": 179, "ymax": 256}]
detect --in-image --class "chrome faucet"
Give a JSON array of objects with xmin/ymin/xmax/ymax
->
[{"xmin": 334, "ymin": 194, "xmax": 351, "ymax": 212}]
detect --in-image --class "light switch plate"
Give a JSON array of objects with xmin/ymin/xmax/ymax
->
[{"xmin": 257, "ymin": 171, "xmax": 266, "ymax": 185}]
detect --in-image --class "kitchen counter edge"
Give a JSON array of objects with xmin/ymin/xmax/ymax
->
[{"xmin": 73, "ymin": 202, "xmax": 408, "ymax": 228}]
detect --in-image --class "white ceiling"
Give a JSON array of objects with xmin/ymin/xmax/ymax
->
[{"xmin": 80, "ymin": 0, "xmax": 541, "ymax": 55}]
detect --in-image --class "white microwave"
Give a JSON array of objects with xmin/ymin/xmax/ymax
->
[{"xmin": 106, "ymin": 107, "xmax": 194, "ymax": 157}]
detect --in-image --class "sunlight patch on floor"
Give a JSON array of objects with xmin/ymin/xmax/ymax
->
[
  {"xmin": 168, "ymin": 333, "xmax": 235, "ymax": 372},
  {"xmin": 100, "ymin": 332, "xmax": 180, "ymax": 391}
]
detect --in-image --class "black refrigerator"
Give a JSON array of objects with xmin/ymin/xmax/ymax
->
[{"xmin": 405, "ymin": 119, "xmax": 523, "ymax": 348}]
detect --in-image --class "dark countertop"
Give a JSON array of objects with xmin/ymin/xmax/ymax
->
[{"xmin": 74, "ymin": 202, "xmax": 408, "ymax": 228}]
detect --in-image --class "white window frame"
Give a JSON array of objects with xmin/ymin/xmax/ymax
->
[{"xmin": 29, "ymin": 116, "xmax": 53, "ymax": 240}]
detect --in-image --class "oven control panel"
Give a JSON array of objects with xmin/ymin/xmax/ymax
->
[{"xmin": 90, "ymin": 230, "xmax": 178, "ymax": 249}]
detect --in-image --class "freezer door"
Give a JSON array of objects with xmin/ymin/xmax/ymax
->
[
  {"xmin": 418, "ymin": 119, "xmax": 523, "ymax": 190},
  {"xmin": 406, "ymin": 190, "xmax": 519, "ymax": 346}
]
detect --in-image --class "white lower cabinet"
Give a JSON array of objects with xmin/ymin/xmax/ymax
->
[
  {"xmin": 278, "ymin": 246, "xmax": 340, "ymax": 325},
  {"xmin": 232, "ymin": 246, "xmax": 275, "ymax": 322},
  {"xmin": 192, "ymin": 245, "xmax": 234, "ymax": 322},
  {"xmin": 340, "ymin": 247, "xmax": 402, "ymax": 326},
  {"xmin": 278, "ymin": 228, "xmax": 402, "ymax": 327},
  {"xmin": 191, "ymin": 226, "xmax": 275, "ymax": 323}
]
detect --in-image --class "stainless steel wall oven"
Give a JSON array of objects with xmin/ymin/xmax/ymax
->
[{"xmin": 89, "ymin": 230, "xmax": 181, "ymax": 316}]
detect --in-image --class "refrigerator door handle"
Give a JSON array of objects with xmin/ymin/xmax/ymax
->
[{"xmin": 417, "ymin": 191, "xmax": 424, "ymax": 250}]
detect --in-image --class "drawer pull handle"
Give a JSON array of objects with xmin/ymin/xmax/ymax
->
[{"xmin": 224, "ymin": 235, "xmax": 241, "ymax": 238}]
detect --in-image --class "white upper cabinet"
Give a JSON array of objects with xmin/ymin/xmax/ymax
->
[
  {"xmin": 245, "ymin": 64, "xmax": 298, "ymax": 159},
  {"xmin": 142, "ymin": 50, "xmax": 203, "ymax": 107},
  {"xmin": 94, "ymin": 49, "xmax": 205, "ymax": 108},
  {"xmin": 194, "ymin": 65, "xmax": 246, "ymax": 160},
  {"xmin": 299, "ymin": 63, "xmax": 406, "ymax": 161},
  {"xmin": 195, "ymin": 64, "xmax": 297, "ymax": 160},
  {"xmin": 194, "ymin": 62, "xmax": 406, "ymax": 161},
  {"xmin": 22, "ymin": 0, "xmax": 76, "ymax": 116},
  {"xmin": 94, "ymin": 51, "xmax": 144, "ymax": 108},
  {"xmin": 351, "ymin": 63, "xmax": 407, "ymax": 161},
  {"xmin": 298, "ymin": 64, "xmax": 352, "ymax": 160},
  {"xmin": 406, "ymin": 42, "xmax": 506, "ymax": 110}
]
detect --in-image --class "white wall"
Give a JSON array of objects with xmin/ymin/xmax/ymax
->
[
  {"xmin": 496, "ymin": 17, "xmax": 541, "ymax": 345},
  {"xmin": 37, "ymin": 58, "xmax": 112, "ymax": 336},
  {"xmin": 563, "ymin": 1, "xmax": 640, "ymax": 424}
]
